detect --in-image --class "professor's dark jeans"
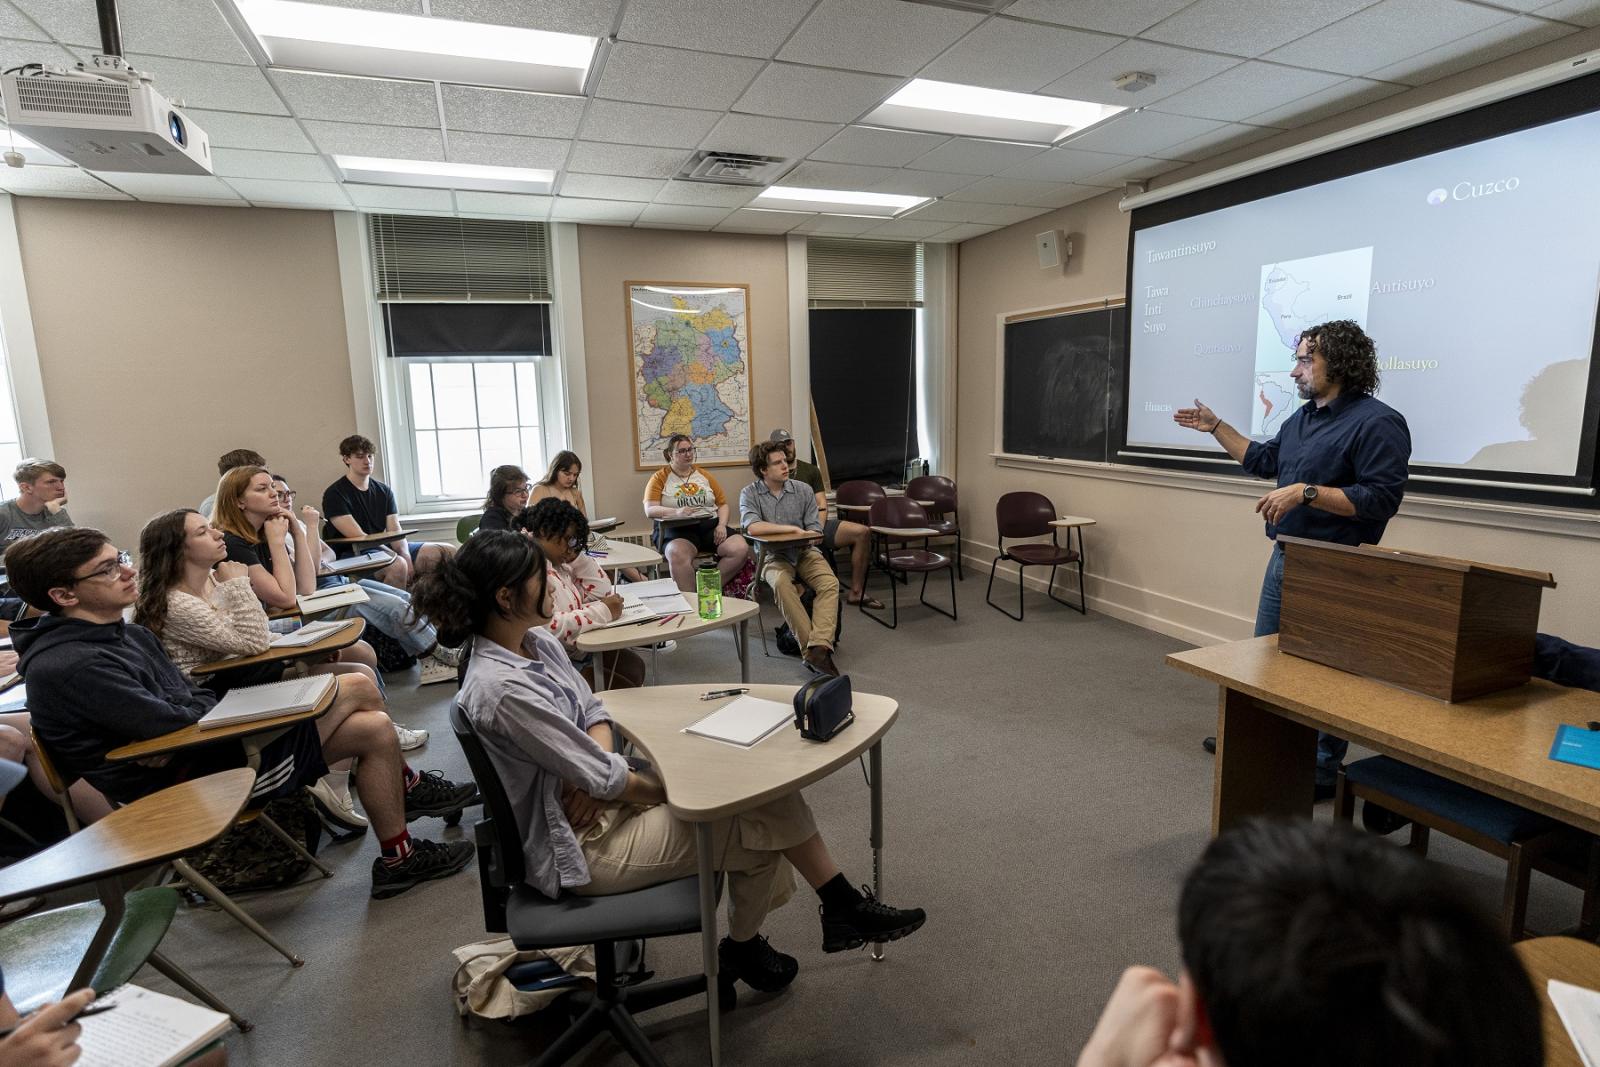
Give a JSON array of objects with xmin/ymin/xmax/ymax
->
[{"xmin": 1255, "ymin": 542, "xmax": 1348, "ymax": 787}]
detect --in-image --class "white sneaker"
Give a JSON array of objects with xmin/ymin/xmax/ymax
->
[
  {"xmin": 307, "ymin": 778, "xmax": 368, "ymax": 839},
  {"xmin": 648, "ymin": 640, "xmax": 677, "ymax": 653},
  {"xmin": 393, "ymin": 722, "xmax": 430, "ymax": 749},
  {"xmin": 430, "ymin": 644, "xmax": 463, "ymax": 668},
  {"xmin": 418, "ymin": 657, "xmax": 457, "ymax": 687}
]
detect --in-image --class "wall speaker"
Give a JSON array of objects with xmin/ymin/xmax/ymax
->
[{"xmin": 1036, "ymin": 229, "xmax": 1061, "ymax": 270}]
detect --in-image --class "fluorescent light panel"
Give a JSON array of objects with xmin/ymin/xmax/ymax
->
[
  {"xmin": 753, "ymin": 186, "xmax": 928, "ymax": 218},
  {"xmin": 334, "ymin": 155, "xmax": 554, "ymax": 194},
  {"xmin": 235, "ymin": 0, "xmax": 597, "ymax": 93},
  {"xmin": 864, "ymin": 78, "xmax": 1125, "ymax": 144}
]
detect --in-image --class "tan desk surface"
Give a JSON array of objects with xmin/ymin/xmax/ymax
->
[
  {"xmin": 600, "ymin": 682, "xmax": 898, "ymax": 822},
  {"xmin": 743, "ymin": 529, "xmax": 822, "ymax": 546},
  {"xmin": 191, "ymin": 618, "xmax": 364, "ymax": 677},
  {"xmin": 592, "ymin": 539, "xmax": 663, "ymax": 572},
  {"xmin": 1517, "ymin": 936, "xmax": 1600, "ymax": 1067},
  {"xmin": 1167, "ymin": 635, "xmax": 1600, "ymax": 835},
  {"xmin": 107, "ymin": 675, "xmax": 338, "ymax": 762},
  {"xmin": 326, "ymin": 528, "xmax": 414, "ymax": 546},
  {"xmin": 0, "ymin": 769, "xmax": 254, "ymax": 902},
  {"xmin": 1050, "ymin": 516, "xmax": 1097, "ymax": 528},
  {"xmin": 575, "ymin": 596, "xmax": 757, "ymax": 655}
]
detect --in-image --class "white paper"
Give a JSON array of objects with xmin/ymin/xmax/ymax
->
[
  {"xmin": 198, "ymin": 674, "xmax": 334, "ymax": 729},
  {"xmin": 1550, "ymin": 979, "xmax": 1600, "ymax": 1067},
  {"xmin": 322, "ymin": 548, "xmax": 393, "ymax": 573},
  {"xmin": 296, "ymin": 585, "xmax": 369, "ymax": 613},
  {"xmin": 270, "ymin": 619, "xmax": 347, "ymax": 648},
  {"xmin": 77, "ymin": 985, "xmax": 231, "ymax": 1067},
  {"xmin": 683, "ymin": 695, "xmax": 792, "ymax": 747},
  {"xmin": 597, "ymin": 579, "xmax": 693, "ymax": 628}
]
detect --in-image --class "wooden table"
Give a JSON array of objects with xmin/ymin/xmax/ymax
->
[
  {"xmin": 325, "ymin": 528, "xmax": 414, "ymax": 547},
  {"xmin": 1167, "ymin": 635, "xmax": 1600, "ymax": 836},
  {"xmin": 107, "ymin": 672, "xmax": 338, "ymax": 762},
  {"xmin": 603, "ymin": 683, "xmax": 899, "ymax": 1067},
  {"xmin": 590, "ymin": 538, "xmax": 663, "ymax": 575},
  {"xmin": 190, "ymin": 617, "xmax": 364, "ymax": 678},
  {"xmin": 1518, "ymin": 936, "xmax": 1600, "ymax": 1067},
  {"xmin": 575, "ymin": 597, "xmax": 757, "ymax": 692},
  {"xmin": 0, "ymin": 768, "xmax": 254, "ymax": 988}
]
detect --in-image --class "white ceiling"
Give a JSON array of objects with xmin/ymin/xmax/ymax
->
[{"xmin": 0, "ymin": 0, "xmax": 1595, "ymax": 241}]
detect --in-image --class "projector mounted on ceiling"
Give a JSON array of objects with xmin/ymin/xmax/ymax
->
[{"xmin": 0, "ymin": 55, "xmax": 212, "ymax": 176}]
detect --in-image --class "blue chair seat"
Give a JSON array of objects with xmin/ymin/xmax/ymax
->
[{"xmin": 1344, "ymin": 756, "xmax": 1552, "ymax": 844}]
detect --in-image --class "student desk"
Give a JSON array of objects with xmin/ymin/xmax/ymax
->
[
  {"xmin": 590, "ymin": 538, "xmax": 663, "ymax": 575},
  {"xmin": 574, "ymin": 597, "xmax": 757, "ymax": 692},
  {"xmin": 1517, "ymin": 936, "xmax": 1600, "ymax": 1067},
  {"xmin": 189, "ymin": 618, "xmax": 365, "ymax": 679},
  {"xmin": 107, "ymin": 667, "xmax": 340, "ymax": 762},
  {"xmin": 1167, "ymin": 635, "xmax": 1600, "ymax": 837},
  {"xmin": 602, "ymin": 683, "xmax": 899, "ymax": 1067},
  {"xmin": 319, "ymin": 553, "xmax": 393, "ymax": 580},
  {"xmin": 325, "ymin": 528, "xmax": 415, "ymax": 548}
]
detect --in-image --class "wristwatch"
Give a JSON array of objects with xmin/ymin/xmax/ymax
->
[{"xmin": 1302, "ymin": 484, "xmax": 1319, "ymax": 504}]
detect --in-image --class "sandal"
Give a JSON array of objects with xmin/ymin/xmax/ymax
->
[{"xmin": 848, "ymin": 593, "xmax": 885, "ymax": 609}]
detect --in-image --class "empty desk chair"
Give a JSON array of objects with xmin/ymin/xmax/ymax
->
[
  {"xmin": 862, "ymin": 497, "xmax": 956, "ymax": 629},
  {"xmin": 906, "ymin": 475, "xmax": 962, "ymax": 580},
  {"xmin": 986, "ymin": 491, "xmax": 1085, "ymax": 620}
]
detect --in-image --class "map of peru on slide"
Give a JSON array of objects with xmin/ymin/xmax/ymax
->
[{"xmin": 1252, "ymin": 247, "xmax": 1373, "ymax": 437}]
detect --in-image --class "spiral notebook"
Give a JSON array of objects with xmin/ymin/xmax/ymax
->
[
  {"xmin": 77, "ymin": 985, "xmax": 232, "ymax": 1067},
  {"xmin": 197, "ymin": 674, "xmax": 335, "ymax": 730}
]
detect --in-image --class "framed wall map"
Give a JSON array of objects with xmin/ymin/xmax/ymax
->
[{"xmin": 626, "ymin": 281, "xmax": 753, "ymax": 469}]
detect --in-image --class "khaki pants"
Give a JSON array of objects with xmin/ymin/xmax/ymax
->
[
  {"xmin": 762, "ymin": 547, "xmax": 839, "ymax": 650},
  {"xmin": 576, "ymin": 792, "xmax": 818, "ymax": 941}
]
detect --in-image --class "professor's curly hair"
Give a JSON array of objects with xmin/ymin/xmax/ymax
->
[{"xmin": 1300, "ymin": 320, "xmax": 1380, "ymax": 398}]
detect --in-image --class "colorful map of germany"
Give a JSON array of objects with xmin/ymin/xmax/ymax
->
[{"xmin": 639, "ymin": 297, "xmax": 742, "ymax": 440}]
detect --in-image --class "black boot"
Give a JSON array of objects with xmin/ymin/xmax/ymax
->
[{"xmin": 718, "ymin": 935, "xmax": 799, "ymax": 993}]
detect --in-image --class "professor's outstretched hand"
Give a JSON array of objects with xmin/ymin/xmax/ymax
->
[{"xmin": 1173, "ymin": 400, "xmax": 1219, "ymax": 433}]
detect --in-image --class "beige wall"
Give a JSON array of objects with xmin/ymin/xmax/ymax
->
[
  {"xmin": 13, "ymin": 198, "xmax": 357, "ymax": 552},
  {"xmin": 574, "ymin": 225, "xmax": 792, "ymax": 523},
  {"xmin": 955, "ymin": 33, "xmax": 1600, "ymax": 647}
]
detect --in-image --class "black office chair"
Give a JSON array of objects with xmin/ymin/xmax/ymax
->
[{"xmin": 449, "ymin": 705, "xmax": 723, "ymax": 1067}]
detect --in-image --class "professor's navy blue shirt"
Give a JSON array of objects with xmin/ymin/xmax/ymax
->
[{"xmin": 1241, "ymin": 393, "xmax": 1411, "ymax": 546}]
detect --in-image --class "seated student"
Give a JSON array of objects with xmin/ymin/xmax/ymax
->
[
  {"xmin": 739, "ymin": 441, "xmax": 840, "ymax": 679},
  {"xmin": 1076, "ymin": 818, "xmax": 1541, "ymax": 1067},
  {"xmin": 479, "ymin": 465, "xmax": 530, "ymax": 534},
  {"xmin": 7, "ymin": 527, "xmax": 477, "ymax": 899},
  {"xmin": 768, "ymin": 428, "xmax": 881, "ymax": 609},
  {"xmin": 513, "ymin": 499, "xmax": 648, "ymax": 690},
  {"xmin": 534, "ymin": 450, "xmax": 648, "ymax": 584},
  {"xmin": 0, "ymin": 459, "xmax": 72, "ymax": 546},
  {"xmin": 321, "ymin": 434, "xmax": 454, "ymax": 590},
  {"xmin": 411, "ymin": 532, "xmax": 925, "ymax": 990},
  {"xmin": 198, "ymin": 447, "xmax": 266, "ymax": 517},
  {"xmin": 642, "ymin": 434, "xmax": 750, "ymax": 594}
]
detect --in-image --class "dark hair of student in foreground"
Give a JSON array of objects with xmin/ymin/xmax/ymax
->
[
  {"xmin": 1179, "ymin": 818, "xmax": 1541, "ymax": 1067},
  {"xmin": 132, "ymin": 508, "xmax": 201, "ymax": 637},
  {"xmin": 514, "ymin": 498, "xmax": 588, "ymax": 546},
  {"xmin": 3, "ymin": 526, "xmax": 112, "ymax": 613},
  {"xmin": 538, "ymin": 450, "xmax": 582, "ymax": 486},
  {"xmin": 408, "ymin": 531, "xmax": 549, "ymax": 649},
  {"xmin": 748, "ymin": 440, "xmax": 783, "ymax": 478},
  {"xmin": 484, "ymin": 464, "xmax": 530, "ymax": 512}
]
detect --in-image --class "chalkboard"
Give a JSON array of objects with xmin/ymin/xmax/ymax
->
[{"xmin": 1002, "ymin": 305, "xmax": 1126, "ymax": 462}]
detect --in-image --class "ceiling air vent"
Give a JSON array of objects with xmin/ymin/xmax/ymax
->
[{"xmin": 677, "ymin": 150, "xmax": 788, "ymax": 186}]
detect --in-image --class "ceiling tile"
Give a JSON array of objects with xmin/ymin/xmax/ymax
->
[
  {"xmin": 425, "ymin": 0, "xmax": 622, "ymax": 36},
  {"xmin": 139, "ymin": 196, "xmax": 249, "ymax": 207},
  {"xmin": 121, "ymin": 54, "xmax": 285, "ymax": 114},
  {"xmin": 778, "ymin": 0, "xmax": 984, "ymax": 76},
  {"xmin": 778, "ymin": 160, "xmax": 901, "ymax": 190},
  {"xmin": 0, "ymin": 37, "xmax": 80, "ymax": 74},
  {"xmin": 654, "ymin": 180, "xmax": 763, "ymax": 207},
  {"xmin": 577, "ymin": 100, "xmax": 722, "ymax": 149},
  {"xmin": 1020, "ymin": 183, "xmax": 1118, "ymax": 208},
  {"xmin": 1077, "ymin": 155, "xmax": 1186, "ymax": 186},
  {"xmin": 344, "ymin": 185, "xmax": 455, "ymax": 210},
  {"xmin": 998, "ymin": 145, "xmax": 1135, "ymax": 181},
  {"xmin": 811, "ymin": 126, "xmax": 951, "ymax": 167},
  {"xmin": 731, "ymin": 64, "xmax": 902, "ymax": 124},
  {"xmin": 617, "ymin": 0, "xmax": 814, "ymax": 58},
  {"xmin": 317, "ymin": 0, "xmax": 425, "ymax": 12},
  {"xmin": 947, "ymin": 175, "xmax": 1071, "ymax": 205},
  {"xmin": 699, "ymin": 114, "xmax": 840, "ymax": 159},
  {"xmin": 271, "ymin": 71, "xmax": 438, "ymax": 127},
  {"xmin": 454, "ymin": 191, "xmax": 551, "ymax": 216},
  {"xmin": 906, "ymin": 200, "xmax": 998, "ymax": 224},
  {"xmin": 187, "ymin": 110, "xmax": 314, "ymax": 152},
  {"xmin": 862, "ymin": 217, "xmax": 952, "ymax": 239},
  {"xmin": 211, "ymin": 149, "xmax": 336, "ymax": 182},
  {"xmin": 447, "ymin": 131, "xmax": 568, "ymax": 169},
  {"xmin": 224, "ymin": 178, "xmax": 353, "ymax": 207},
  {"xmin": 715, "ymin": 208, "xmax": 807, "ymax": 233},
  {"xmin": 567, "ymin": 141, "xmax": 689, "ymax": 179},
  {"xmin": 921, "ymin": 18, "xmax": 1122, "ymax": 93},
  {"xmin": 17, "ymin": 0, "xmax": 253, "ymax": 61},
  {"xmin": 1142, "ymin": 0, "xmax": 1382, "ymax": 58},
  {"xmin": 1264, "ymin": 0, "xmax": 1516, "ymax": 76},
  {"xmin": 1040, "ymin": 40, "xmax": 1241, "ymax": 106},
  {"xmin": 0, "ymin": 6, "xmax": 48, "ymax": 39},
  {"xmin": 1245, "ymin": 76, "xmax": 1408, "ymax": 127},
  {"xmin": 97, "ymin": 173, "xmax": 243, "ymax": 199},
  {"xmin": 868, "ymin": 169, "xmax": 979, "ymax": 196},
  {"xmin": 1062, "ymin": 110, "xmax": 1227, "ymax": 157},
  {"xmin": 441, "ymin": 85, "xmax": 586, "ymax": 138},
  {"xmin": 550, "ymin": 196, "xmax": 644, "ymax": 222},
  {"xmin": 791, "ymin": 214, "xmax": 884, "ymax": 234},
  {"xmin": 954, "ymin": 203, "xmax": 1046, "ymax": 225},
  {"xmin": 558, "ymin": 173, "xmax": 663, "ymax": 201},
  {"xmin": 1161, "ymin": 122, "xmax": 1280, "ymax": 162},
  {"xmin": 907, "ymin": 138, "xmax": 1050, "ymax": 176},
  {"xmin": 1535, "ymin": 0, "xmax": 1600, "ymax": 27},
  {"xmin": 304, "ymin": 120, "xmax": 443, "ymax": 160},
  {"xmin": 6, "ymin": 0, "xmax": 95, "ymax": 47},
  {"xmin": 0, "ymin": 165, "xmax": 128, "ymax": 197},
  {"xmin": 1152, "ymin": 62, "xmax": 1347, "ymax": 122},
  {"xmin": 1364, "ymin": 15, "xmax": 1576, "ymax": 84},
  {"xmin": 595, "ymin": 42, "xmax": 763, "ymax": 110},
  {"xmin": 1003, "ymin": 0, "xmax": 1194, "ymax": 36},
  {"xmin": 930, "ymin": 222, "xmax": 999, "ymax": 242},
  {"xmin": 636, "ymin": 203, "xmax": 734, "ymax": 226}
]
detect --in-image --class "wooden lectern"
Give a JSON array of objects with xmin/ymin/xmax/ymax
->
[{"xmin": 1276, "ymin": 536, "xmax": 1555, "ymax": 702}]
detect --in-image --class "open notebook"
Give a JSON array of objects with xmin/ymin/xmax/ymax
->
[
  {"xmin": 77, "ymin": 985, "xmax": 231, "ymax": 1067},
  {"xmin": 598, "ymin": 578, "xmax": 694, "ymax": 629},
  {"xmin": 322, "ymin": 547, "xmax": 394, "ymax": 574},
  {"xmin": 295, "ymin": 585, "xmax": 369, "ymax": 614},
  {"xmin": 269, "ymin": 619, "xmax": 348, "ymax": 648},
  {"xmin": 197, "ymin": 673, "xmax": 335, "ymax": 730}
]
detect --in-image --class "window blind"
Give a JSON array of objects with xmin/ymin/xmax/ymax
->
[
  {"xmin": 806, "ymin": 238, "xmax": 924, "ymax": 308},
  {"xmin": 368, "ymin": 214, "xmax": 551, "ymax": 302}
]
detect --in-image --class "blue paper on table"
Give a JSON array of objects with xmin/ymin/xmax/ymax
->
[{"xmin": 1549, "ymin": 724, "xmax": 1600, "ymax": 770}]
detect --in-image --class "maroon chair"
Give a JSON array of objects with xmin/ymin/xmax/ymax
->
[
  {"xmin": 906, "ymin": 475, "xmax": 961, "ymax": 580},
  {"xmin": 834, "ymin": 479, "xmax": 886, "ymax": 511},
  {"xmin": 986, "ymin": 491, "xmax": 1084, "ymax": 620},
  {"xmin": 861, "ymin": 496, "xmax": 956, "ymax": 629}
]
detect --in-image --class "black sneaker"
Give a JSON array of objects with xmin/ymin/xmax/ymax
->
[
  {"xmin": 370, "ymin": 838, "xmax": 475, "ymax": 900},
  {"xmin": 718, "ymin": 935, "xmax": 799, "ymax": 993},
  {"xmin": 820, "ymin": 886, "xmax": 926, "ymax": 953},
  {"xmin": 404, "ymin": 769, "xmax": 480, "ymax": 822}
]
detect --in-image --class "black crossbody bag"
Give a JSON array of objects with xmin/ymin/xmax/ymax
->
[{"xmin": 793, "ymin": 674, "xmax": 855, "ymax": 742}]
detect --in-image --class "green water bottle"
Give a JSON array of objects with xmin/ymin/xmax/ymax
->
[{"xmin": 696, "ymin": 559, "xmax": 722, "ymax": 620}]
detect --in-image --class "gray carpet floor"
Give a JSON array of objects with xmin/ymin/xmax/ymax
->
[{"xmin": 124, "ymin": 568, "xmax": 1585, "ymax": 1065}]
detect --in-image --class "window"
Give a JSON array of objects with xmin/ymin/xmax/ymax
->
[{"xmin": 402, "ymin": 358, "xmax": 546, "ymax": 500}]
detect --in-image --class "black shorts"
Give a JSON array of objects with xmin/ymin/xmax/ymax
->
[
  {"xmin": 656, "ymin": 517, "xmax": 718, "ymax": 554},
  {"xmin": 823, "ymin": 517, "xmax": 841, "ymax": 550},
  {"xmin": 187, "ymin": 720, "xmax": 328, "ymax": 805}
]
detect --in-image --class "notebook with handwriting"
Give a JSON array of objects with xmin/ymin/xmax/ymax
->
[
  {"xmin": 77, "ymin": 985, "xmax": 231, "ymax": 1067},
  {"xmin": 197, "ymin": 674, "xmax": 335, "ymax": 730}
]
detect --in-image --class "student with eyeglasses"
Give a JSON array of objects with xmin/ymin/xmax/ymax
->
[
  {"xmin": 478, "ymin": 465, "xmax": 531, "ymax": 534},
  {"xmin": 642, "ymin": 433, "xmax": 749, "ymax": 593}
]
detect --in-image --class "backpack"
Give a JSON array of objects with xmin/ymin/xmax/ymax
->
[
  {"xmin": 180, "ymin": 792, "xmax": 324, "ymax": 896},
  {"xmin": 365, "ymin": 626, "xmax": 418, "ymax": 673}
]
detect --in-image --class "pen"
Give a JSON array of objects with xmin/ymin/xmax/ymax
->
[
  {"xmin": 1588, "ymin": 721, "xmax": 1599, "ymax": 731},
  {"xmin": 700, "ymin": 687, "xmax": 749, "ymax": 700}
]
